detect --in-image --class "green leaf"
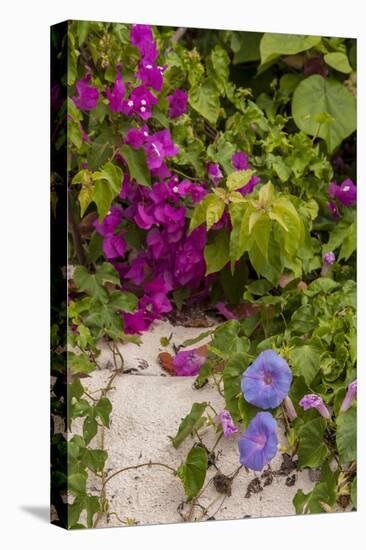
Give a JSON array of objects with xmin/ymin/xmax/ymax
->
[
  {"xmin": 211, "ymin": 321, "xmax": 250, "ymax": 358},
  {"xmin": 83, "ymin": 416, "xmax": 98, "ymax": 445},
  {"xmin": 259, "ymin": 33, "xmax": 321, "ymax": 71},
  {"xmin": 73, "ymin": 263, "xmax": 120, "ymax": 302},
  {"xmin": 108, "ymin": 291, "xmax": 138, "ymax": 312},
  {"xmin": 77, "ymin": 21, "xmax": 90, "ymax": 46},
  {"xmin": 293, "ymin": 470, "xmax": 337, "ymax": 514},
  {"xmin": 297, "ymin": 417, "xmax": 328, "ymax": 468},
  {"xmin": 324, "ymin": 52, "xmax": 352, "ymax": 74},
  {"xmin": 68, "ymin": 352, "xmax": 95, "ymax": 375},
  {"xmin": 336, "ymin": 405, "xmax": 356, "ymax": 463},
  {"xmin": 231, "ymin": 31, "xmax": 262, "ymax": 64},
  {"xmin": 351, "ymin": 477, "xmax": 357, "ymax": 508},
  {"xmin": 248, "ymin": 234, "xmax": 283, "ymax": 284},
  {"xmin": 94, "ymin": 397, "xmax": 112, "ymax": 428},
  {"xmin": 82, "ymin": 449, "xmax": 108, "ymax": 472},
  {"xmin": 204, "ymin": 230, "xmax": 230, "ymax": 275},
  {"xmin": 339, "ymin": 222, "xmax": 356, "ymax": 261},
  {"xmin": 189, "ymin": 78, "xmax": 220, "ymax": 125},
  {"xmin": 210, "ymin": 45, "xmax": 230, "ymax": 95},
  {"xmin": 85, "ymin": 495, "xmax": 100, "ymax": 528},
  {"xmin": 120, "ymin": 144, "xmax": 151, "ymax": 187},
  {"xmin": 292, "ymin": 75, "xmax": 356, "ymax": 152},
  {"xmin": 177, "ymin": 446, "xmax": 208, "ymax": 500},
  {"xmin": 87, "ymin": 129, "xmax": 115, "ymax": 171},
  {"xmin": 251, "ymin": 214, "xmax": 272, "ymax": 259},
  {"xmin": 288, "ymin": 343, "xmax": 321, "ymax": 385},
  {"xmin": 93, "ymin": 180, "xmax": 115, "ymax": 222},
  {"xmin": 226, "ymin": 170, "xmax": 253, "ymax": 191},
  {"xmin": 223, "ymin": 353, "xmax": 249, "ymax": 421},
  {"xmin": 180, "ymin": 330, "xmax": 213, "ymax": 348},
  {"xmin": 68, "ymin": 472, "xmax": 87, "ymax": 496},
  {"xmin": 291, "ymin": 305, "xmax": 317, "ymax": 334},
  {"xmin": 206, "ymin": 195, "xmax": 225, "ymax": 230},
  {"xmin": 171, "ymin": 402, "xmax": 207, "ymax": 449},
  {"xmin": 93, "ymin": 162, "xmax": 123, "ymax": 195}
]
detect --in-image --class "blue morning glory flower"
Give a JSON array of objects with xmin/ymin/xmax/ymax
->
[
  {"xmin": 241, "ymin": 350, "xmax": 292, "ymax": 409},
  {"xmin": 238, "ymin": 412, "xmax": 278, "ymax": 471}
]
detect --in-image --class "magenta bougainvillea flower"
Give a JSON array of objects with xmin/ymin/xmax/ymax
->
[
  {"xmin": 136, "ymin": 61, "xmax": 164, "ymax": 91},
  {"xmin": 241, "ymin": 350, "xmax": 292, "ymax": 409},
  {"xmin": 328, "ymin": 179, "xmax": 357, "ymax": 207},
  {"xmin": 102, "ymin": 234, "xmax": 126, "ymax": 260},
  {"xmin": 232, "ymin": 151, "xmax": 250, "ymax": 171},
  {"xmin": 122, "ymin": 85, "xmax": 158, "ymax": 120},
  {"xmin": 130, "ymin": 24, "xmax": 159, "ymax": 63},
  {"xmin": 94, "ymin": 206, "xmax": 123, "ymax": 237},
  {"xmin": 231, "ymin": 151, "xmax": 261, "ymax": 195},
  {"xmin": 143, "ymin": 129, "xmax": 179, "ymax": 170},
  {"xmin": 327, "ymin": 200, "xmax": 341, "ymax": 220},
  {"xmin": 215, "ymin": 410, "xmax": 238, "ymax": 437},
  {"xmin": 125, "ymin": 125, "xmax": 149, "ymax": 149},
  {"xmin": 299, "ymin": 394, "xmax": 330, "ymax": 418},
  {"xmin": 105, "ymin": 67, "xmax": 125, "ymax": 112},
  {"xmin": 238, "ymin": 412, "xmax": 278, "ymax": 471},
  {"xmin": 207, "ymin": 163, "xmax": 224, "ymax": 186},
  {"xmin": 167, "ymin": 89, "xmax": 188, "ymax": 118},
  {"xmin": 72, "ymin": 74, "xmax": 99, "ymax": 111},
  {"xmin": 173, "ymin": 348, "xmax": 207, "ymax": 376},
  {"xmin": 340, "ymin": 380, "xmax": 357, "ymax": 413}
]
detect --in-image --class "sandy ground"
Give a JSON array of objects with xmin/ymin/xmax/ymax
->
[{"xmin": 71, "ymin": 320, "xmax": 321, "ymax": 527}]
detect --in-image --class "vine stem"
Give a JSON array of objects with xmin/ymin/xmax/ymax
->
[{"xmin": 102, "ymin": 462, "xmax": 177, "ymax": 490}]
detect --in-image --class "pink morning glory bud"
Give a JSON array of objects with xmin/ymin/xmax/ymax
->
[
  {"xmin": 283, "ymin": 396, "xmax": 298, "ymax": 421},
  {"xmin": 299, "ymin": 394, "xmax": 330, "ymax": 419},
  {"xmin": 323, "ymin": 251, "xmax": 336, "ymax": 265},
  {"xmin": 340, "ymin": 380, "xmax": 357, "ymax": 413},
  {"xmin": 215, "ymin": 410, "xmax": 238, "ymax": 437},
  {"xmin": 321, "ymin": 251, "xmax": 336, "ymax": 276}
]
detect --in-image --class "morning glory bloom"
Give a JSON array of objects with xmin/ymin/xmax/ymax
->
[
  {"xmin": 299, "ymin": 394, "xmax": 330, "ymax": 419},
  {"xmin": 72, "ymin": 74, "xmax": 99, "ymax": 111},
  {"xmin": 340, "ymin": 380, "xmax": 357, "ymax": 413},
  {"xmin": 238, "ymin": 412, "xmax": 278, "ymax": 471},
  {"xmin": 216, "ymin": 410, "xmax": 238, "ymax": 437},
  {"xmin": 173, "ymin": 348, "xmax": 207, "ymax": 376},
  {"xmin": 167, "ymin": 89, "xmax": 188, "ymax": 118},
  {"xmin": 328, "ymin": 179, "xmax": 357, "ymax": 207},
  {"xmin": 241, "ymin": 350, "xmax": 292, "ymax": 409}
]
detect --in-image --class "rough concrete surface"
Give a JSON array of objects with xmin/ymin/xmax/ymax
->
[{"xmin": 71, "ymin": 321, "xmax": 322, "ymax": 528}]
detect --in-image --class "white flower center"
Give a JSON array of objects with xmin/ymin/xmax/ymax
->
[
  {"xmin": 143, "ymin": 131, "xmax": 149, "ymax": 137},
  {"xmin": 127, "ymin": 100, "xmax": 134, "ymax": 107},
  {"xmin": 146, "ymin": 64, "xmax": 152, "ymax": 69},
  {"xmin": 140, "ymin": 106, "xmax": 146, "ymax": 112},
  {"xmin": 141, "ymin": 99, "xmax": 147, "ymax": 106},
  {"xmin": 173, "ymin": 186, "xmax": 179, "ymax": 193},
  {"xmin": 343, "ymin": 185, "xmax": 350, "ymax": 192}
]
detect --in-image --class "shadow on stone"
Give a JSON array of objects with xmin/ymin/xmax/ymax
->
[{"xmin": 20, "ymin": 505, "xmax": 49, "ymax": 523}]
